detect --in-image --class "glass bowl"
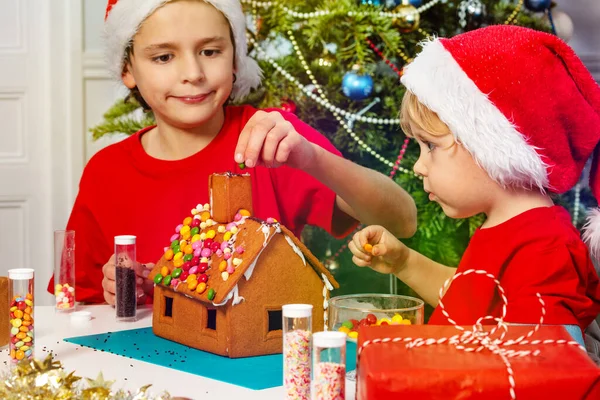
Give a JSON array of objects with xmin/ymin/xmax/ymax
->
[{"xmin": 328, "ymin": 294, "xmax": 425, "ymax": 342}]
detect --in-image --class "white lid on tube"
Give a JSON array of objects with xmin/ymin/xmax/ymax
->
[
  {"xmin": 313, "ymin": 331, "xmax": 347, "ymax": 348},
  {"xmin": 8, "ymin": 268, "xmax": 34, "ymax": 280},
  {"xmin": 282, "ymin": 304, "xmax": 313, "ymax": 318},
  {"xmin": 115, "ymin": 235, "xmax": 136, "ymax": 245}
]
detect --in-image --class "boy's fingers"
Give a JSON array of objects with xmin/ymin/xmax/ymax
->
[
  {"xmin": 102, "ymin": 263, "xmax": 116, "ymax": 281},
  {"xmin": 235, "ymin": 112, "xmax": 267, "ymax": 163},
  {"xmin": 352, "ymin": 255, "xmax": 371, "ymax": 267},
  {"xmin": 372, "ymin": 244, "xmax": 387, "ymax": 257},
  {"xmin": 102, "ymin": 277, "xmax": 116, "ymax": 296},
  {"xmin": 349, "ymin": 241, "xmax": 372, "ymax": 262},
  {"xmin": 104, "ymin": 291, "xmax": 115, "ymax": 306}
]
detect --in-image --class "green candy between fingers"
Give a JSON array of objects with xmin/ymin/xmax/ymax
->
[
  {"xmin": 163, "ymin": 275, "xmax": 172, "ymax": 286},
  {"xmin": 239, "ymin": 162, "xmax": 246, "ymax": 169},
  {"xmin": 207, "ymin": 288, "xmax": 215, "ymax": 301},
  {"xmin": 153, "ymin": 274, "xmax": 163, "ymax": 284}
]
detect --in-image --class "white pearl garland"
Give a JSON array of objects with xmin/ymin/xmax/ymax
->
[
  {"xmin": 251, "ymin": 33, "xmax": 414, "ymax": 175},
  {"xmin": 242, "ymin": 0, "xmax": 441, "ymax": 19},
  {"xmin": 573, "ymin": 182, "xmax": 582, "ymax": 225}
]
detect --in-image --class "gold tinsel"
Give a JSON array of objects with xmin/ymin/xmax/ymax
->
[{"xmin": 0, "ymin": 355, "xmax": 176, "ymax": 400}]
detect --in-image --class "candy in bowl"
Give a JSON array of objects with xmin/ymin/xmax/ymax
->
[{"xmin": 328, "ymin": 294, "xmax": 424, "ymax": 341}]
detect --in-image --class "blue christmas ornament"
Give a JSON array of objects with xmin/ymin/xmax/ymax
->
[
  {"xmin": 342, "ymin": 71, "xmax": 374, "ymax": 100},
  {"xmin": 524, "ymin": 0, "xmax": 551, "ymax": 12},
  {"xmin": 362, "ymin": 0, "xmax": 382, "ymax": 5}
]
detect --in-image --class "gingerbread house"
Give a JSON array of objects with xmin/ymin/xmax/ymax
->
[{"xmin": 149, "ymin": 173, "xmax": 339, "ymax": 358}]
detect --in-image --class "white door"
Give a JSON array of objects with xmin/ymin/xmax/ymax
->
[{"xmin": 0, "ymin": 0, "xmax": 53, "ymax": 305}]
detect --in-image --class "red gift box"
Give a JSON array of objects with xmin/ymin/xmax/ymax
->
[{"xmin": 357, "ymin": 324, "xmax": 600, "ymax": 400}]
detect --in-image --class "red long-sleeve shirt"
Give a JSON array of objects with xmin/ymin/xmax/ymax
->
[
  {"xmin": 49, "ymin": 105, "xmax": 351, "ymax": 303},
  {"xmin": 429, "ymin": 206, "xmax": 600, "ymax": 331}
]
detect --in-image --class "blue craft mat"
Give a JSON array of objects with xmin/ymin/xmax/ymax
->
[{"xmin": 64, "ymin": 328, "xmax": 357, "ymax": 390}]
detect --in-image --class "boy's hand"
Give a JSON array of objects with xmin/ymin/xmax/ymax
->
[
  {"xmin": 348, "ymin": 225, "xmax": 410, "ymax": 276},
  {"xmin": 234, "ymin": 110, "xmax": 317, "ymax": 170},
  {"xmin": 102, "ymin": 255, "xmax": 154, "ymax": 305}
]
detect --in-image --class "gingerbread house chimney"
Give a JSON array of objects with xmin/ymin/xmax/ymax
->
[{"xmin": 208, "ymin": 173, "xmax": 254, "ymax": 223}]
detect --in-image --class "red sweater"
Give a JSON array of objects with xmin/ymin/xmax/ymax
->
[
  {"xmin": 429, "ymin": 206, "xmax": 600, "ymax": 331},
  {"xmin": 49, "ymin": 105, "xmax": 350, "ymax": 303}
]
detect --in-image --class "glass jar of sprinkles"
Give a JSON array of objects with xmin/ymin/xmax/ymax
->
[
  {"xmin": 283, "ymin": 304, "xmax": 313, "ymax": 400},
  {"xmin": 312, "ymin": 331, "xmax": 346, "ymax": 400}
]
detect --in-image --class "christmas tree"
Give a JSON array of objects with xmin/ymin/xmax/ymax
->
[{"xmin": 91, "ymin": 0, "xmax": 595, "ymax": 307}]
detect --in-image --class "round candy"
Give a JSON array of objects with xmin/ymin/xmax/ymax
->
[
  {"xmin": 164, "ymin": 249, "xmax": 174, "ymax": 261},
  {"xmin": 219, "ymin": 261, "xmax": 228, "ymax": 272},
  {"xmin": 198, "ymin": 263, "xmax": 208, "ymax": 273},
  {"xmin": 366, "ymin": 313, "xmax": 377, "ymax": 325},
  {"xmin": 183, "ymin": 216, "xmax": 193, "ymax": 226},
  {"xmin": 348, "ymin": 331, "xmax": 359, "ymax": 339},
  {"xmin": 196, "ymin": 282, "xmax": 207, "ymax": 294},
  {"xmin": 341, "ymin": 320, "xmax": 353, "ymax": 330},
  {"xmin": 172, "ymin": 268, "xmax": 182, "ymax": 279},
  {"xmin": 183, "ymin": 254, "xmax": 193, "ymax": 262},
  {"xmin": 191, "ymin": 218, "xmax": 201, "ymax": 228},
  {"xmin": 239, "ymin": 162, "xmax": 246, "ymax": 169},
  {"xmin": 180, "ymin": 271, "xmax": 189, "ymax": 281},
  {"xmin": 363, "ymin": 243, "xmax": 373, "ymax": 254},
  {"xmin": 239, "ymin": 209, "xmax": 251, "ymax": 217},
  {"xmin": 163, "ymin": 275, "xmax": 172, "ymax": 286},
  {"xmin": 191, "ymin": 227, "xmax": 200, "ymax": 236},
  {"xmin": 160, "ymin": 266, "xmax": 169, "ymax": 277},
  {"xmin": 207, "ymin": 288, "xmax": 216, "ymax": 300},
  {"xmin": 206, "ymin": 230, "xmax": 216, "ymax": 239},
  {"xmin": 198, "ymin": 274, "xmax": 208, "ymax": 283},
  {"xmin": 169, "ymin": 234, "xmax": 180, "ymax": 243},
  {"xmin": 170, "ymin": 240, "xmax": 180, "ymax": 249},
  {"xmin": 153, "ymin": 274, "xmax": 163, "ymax": 284}
]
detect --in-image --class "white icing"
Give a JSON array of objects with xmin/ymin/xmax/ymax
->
[
  {"xmin": 321, "ymin": 273, "xmax": 334, "ymax": 291},
  {"xmin": 212, "ymin": 284, "xmax": 245, "ymax": 307},
  {"xmin": 321, "ymin": 273, "xmax": 334, "ymax": 331},
  {"xmin": 259, "ymin": 225, "xmax": 271, "ymax": 247},
  {"xmin": 284, "ymin": 234, "xmax": 306, "ymax": 266}
]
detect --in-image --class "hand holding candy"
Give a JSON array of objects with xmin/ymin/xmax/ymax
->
[
  {"xmin": 234, "ymin": 110, "xmax": 317, "ymax": 170},
  {"xmin": 348, "ymin": 225, "xmax": 410, "ymax": 276},
  {"xmin": 102, "ymin": 255, "xmax": 154, "ymax": 305}
]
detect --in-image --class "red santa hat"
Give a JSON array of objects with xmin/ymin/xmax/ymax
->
[
  {"xmin": 103, "ymin": 0, "xmax": 261, "ymax": 101},
  {"xmin": 400, "ymin": 25, "xmax": 600, "ymax": 259}
]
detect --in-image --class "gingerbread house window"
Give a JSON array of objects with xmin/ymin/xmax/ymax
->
[
  {"xmin": 164, "ymin": 295, "xmax": 173, "ymax": 318},
  {"xmin": 206, "ymin": 308, "xmax": 217, "ymax": 330},
  {"xmin": 268, "ymin": 309, "xmax": 282, "ymax": 332}
]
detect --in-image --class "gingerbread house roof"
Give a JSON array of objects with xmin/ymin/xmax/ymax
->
[{"xmin": 149, "ymin": 178, "xmax": 338, "ymax": 306}]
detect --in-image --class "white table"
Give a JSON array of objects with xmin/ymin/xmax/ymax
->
[{"xmin": 1, "ymin": 305, "xmax": 356, "ymax": 399}]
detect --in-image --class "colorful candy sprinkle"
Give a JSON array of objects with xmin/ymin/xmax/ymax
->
[
  {"xmin": 283, "ymin": 330, "xmax": 311, "ymax": 400},
  {"xmin": 313, "ymin": 362, "xmax": 345, "ymax": 400}
]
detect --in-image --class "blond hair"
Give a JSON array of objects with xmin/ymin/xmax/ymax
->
[{"xmin": 400, "ymin": 90, "xmax": 452, "ymax": 138}]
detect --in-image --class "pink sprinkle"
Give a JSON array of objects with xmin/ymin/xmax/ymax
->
[
  {"xmin": 201, "ymin": 248, "xmax": 212, "ymax": 258},
  {"xmin": 234, "ymin": 213, "xmax": 242, "ymax": 221},
  {"xmin": 189, "ymin": 266, "xmax": 198, "ymax": 275},
  {"xmin": 164, "ymin": 247, "xmax": 169, "ymax": 253},
  {"xmin": 192, "ymin": 241, "xmax": 202, "ymax": 250},
  {"xmin": 221, "ymin": 241, "xmax": 229, "ymax": 251},
  {"xmin": 226, "ymin": 265, "xmax": 235, "ymax": 274},
  {"xmin": 216, "ymin": 249, "xmax": 223, "ymax": 257},
  {"xmin": 266, "ymin": 217, "xmax": 275, "ymax": 224},
  {"xmin": 170, "ymin": 233, "xmax": 180, "ymax": 242},
  {"xmin": 226, "ymin": 222, "xmax": 237, "ymax": 231},
  {"xmin": 194, "ymin": 248, "xmax": 202, "ymax": 257},
  {"xmin": 171, "ymin": 278, "xmax": 180, "ymax": 288},
  {"xmin": 175, "ymin": 224, "xmax": 184, "ymax": 233},
  {"xmin": 236, "ymin": 246, "xmax": 245, "ymax": 254},
  {"xmin": 224, "ymin": 253, "xmax": 232, "ymax": 260}
]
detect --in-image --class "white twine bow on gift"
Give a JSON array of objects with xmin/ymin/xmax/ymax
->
[{"xmin": 357, "ymin": 269, "xmax": 586, "ymax": 399}]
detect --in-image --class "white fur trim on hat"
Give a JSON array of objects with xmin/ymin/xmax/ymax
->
[
  {"xmin": 103, "ymin": 0, "xmax": 261, "ymax": 101},
  {"xmin": 400, "ymin": 39, "xmax": 550, "ymax": 191},
  {"xmin": 583, "ymin": 208, "xmax": 600, "ymax": 261}
]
